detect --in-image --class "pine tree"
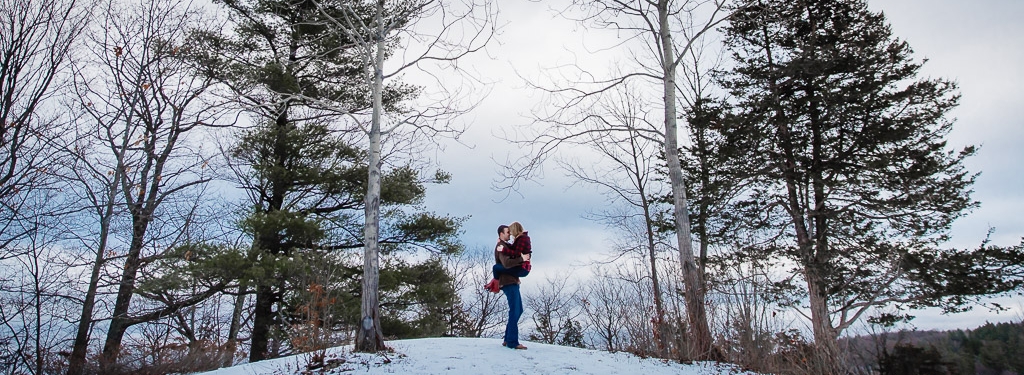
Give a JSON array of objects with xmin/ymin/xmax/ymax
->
[
  {"xmin": 231, "ymin": 120, "xmax": 363, "ymax": 362},
  {"xmin": 226, "ymin": 117, "xmax": 461, "ymax": 361},
  {"xmin": 720, "ymin": 0, "xmax": 991, "ymax": 369},
  {"xmin": 559, "ymin": 319, "xmax": 586, "ymax": 349},
  {"xmin": 949, "ymin": 321, "xmax": 1024, "ymax": 374},
  {"xmin": 193, "ymin": 0, "xmax": 460, "ymax": 361},
  {"xmin": 878, "ymin": 344, "xmax": 957, "ymax": 375}
]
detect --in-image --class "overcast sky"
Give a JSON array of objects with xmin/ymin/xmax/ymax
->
[{"xmin": 418, "ymin": 0, "xmax": 1024, "ymax": 331}]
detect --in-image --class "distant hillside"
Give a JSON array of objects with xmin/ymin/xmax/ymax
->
[{"xmin": 841, "ymin": 320, "xmax": 1024, "ymax": 375}]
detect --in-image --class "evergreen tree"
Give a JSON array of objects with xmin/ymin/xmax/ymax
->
[
  {"xmin": 376, "ymin": 257, "xmax": 462, "ymax": 338},
  {"xmin": 673, "ymin": 96, "xmax": 762, "ymax": 282},
  {"xmin": 193, "ymin": 0, "xmax": 459, "ymax": 361},
  {"xmin": 947, "ymin": 321, "xmax": 1024, "ymax": 374},
  {"xmin": 226, "ymin": 117, "xmax": 460, "ymax": 361},
  {"xmin": 678, "ymin": 98, "xmax": 741, "ymax": 272},
  {"xmin": 720, "ymin": 0, "xmax": 1023, "ymax": 369},
  {"xmin": 559, "ymin": 319, "xmax": 586, "ymax": 349},
  {"xmin": 878, "ymin": 344, "xmax": 957, "ymax": 375}
]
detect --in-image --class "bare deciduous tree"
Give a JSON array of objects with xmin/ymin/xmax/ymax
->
[
  {"xmin": 315, "ymin": 0, "xmax": 495, "ymax": 352},
  {"xmin": 525, "ymin": 273, "xmax": 579, "ymax": 346},
  {"xmin": 0, "ymin": 206, "xmax": 77, "ymax": 375},
  {"xmin": 67, "ymin": 0, "xmax": 227, "ymax": 369},
  {"xmin": 445, "ymin": 246, "xmax": 505, "ymax": 337},
  {"xmin": 711, "ymin": 250, "xmax": 787, "ymax": 370},
  {"xmin": 579, "ymin": 267, "xmax": 631, "ymax": 352},
  {"xmin": 500, "ymin": 0, "xmax": 737, "ymax": 359},
  {"xmin": 0, "ymin": 0, "xmax": 88, "ymax": 255},
  {"xmin": 559, "ymin": 81, "xmax": 674, "ymax": 356},
  {"xmin": 0, "ymin": 0, "xmax": 89, "ymax": 373}
]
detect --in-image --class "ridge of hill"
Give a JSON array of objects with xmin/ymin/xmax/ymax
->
[{"xmin": 199, "ymin": 338, "xmax": 759, "ymax": 375}]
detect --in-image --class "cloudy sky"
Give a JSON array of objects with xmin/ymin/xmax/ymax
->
[{"xmin": 417, "ymin": 0, "xmax": 1024, "ymax": 330}]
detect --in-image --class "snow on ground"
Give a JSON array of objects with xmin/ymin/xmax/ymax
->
[{"xmin": 198, "ymin": 338, "xmax": 759, "ymax": 375}]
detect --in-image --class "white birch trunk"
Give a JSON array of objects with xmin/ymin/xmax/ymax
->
[
  {"xmin": 356, "ymin": 0, "xmax": 387, "ymax": 353},
  {"xmin": 657, "ymin": 0, "xmax": 714, "ymax": 360}
]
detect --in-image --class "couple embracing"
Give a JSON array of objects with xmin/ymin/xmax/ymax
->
[{"xmin": 483, "ymin": 222, "xmax": 532, "ymax": 350}]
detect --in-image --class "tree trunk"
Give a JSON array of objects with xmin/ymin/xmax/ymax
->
[
  {"xmin": 633, "ymin": 129, "xmax": 670, "ymax": 357},
  {"xmin": 806, "ymin": 92, "xmax": 842, "ymax": 371},
  {"xmin": 355, "ymin": 0, "xmax": 387, "ymax": 353},
  {"xmin": 657, "ymin": 0, "xmax": 714, "ymax": 361},
  {"xmin": 644, "ymin": 201, "xmax": 670, "ymax": 357},
  {"xmin": 223, "ymin": 281, "xmax": 247, "ymax": 367},
  {"xmin": 68, "ymin": 158, "xmax": 123, "ymax": 375},
  {"xmin": 249, "ymin": 283, "xmax": 275, "ymax": 362},
  {"xmin": 806, "ymin": 268, "xmax": 840, "ymax": 372},
  {"xmin": 99, "ymin": 217, "xmax": 149, "ymax": 370},
  {"xmin": 777, "ymin": 104, "xmax": 842, "ymax": 371},
  {"xmin": 250, "ymin": 103, "xmax": 290, "ymax": 362},
  {"xmin": 31, "ymin": 243, "xmax": 43, "ymax": 375},
  {"xmin": 66, "ymin": 220, "xmax": 111, "ymax": 375}
]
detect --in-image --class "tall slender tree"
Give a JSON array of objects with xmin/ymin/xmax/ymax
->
[
  {"xmin": 315, "ymin": 0, "xmax": 495, "ymax": 352},
  {"xmin": 502, "ymin": 0, "xmax": 736, "ymax": 360},
  {"xmin": 0, "ymin": 1, "xmax": 87, "ymax": 371},
  {"xmin": 67, "ymin": 0, "xmax": 227, "ymax": 368}
]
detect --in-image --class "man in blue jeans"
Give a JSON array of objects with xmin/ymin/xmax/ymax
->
[
  {"xmin": 502, "ymin": 283, "xmax": 525, "ymax": 350},
  {"xmin": 493, "ymin": 225, "xmax": 527, "ymax": 350}
]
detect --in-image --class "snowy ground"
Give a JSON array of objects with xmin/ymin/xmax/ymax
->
[{"xmin": 197, "ymin": 338, "xmax": 759, "ymax": 375}]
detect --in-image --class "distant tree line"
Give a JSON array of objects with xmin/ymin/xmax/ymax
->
[
  {"xmin": 841, "ymin": 320, "xmax": 1024, "ymax": 375},
  {"xmin": 945, "ymin": 321, "xmax": 1024, "ymax": 374}
]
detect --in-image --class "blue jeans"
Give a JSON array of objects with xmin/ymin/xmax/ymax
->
[
  {"xmin": 502, "ymin": 283, "xmax": 523, "ymax": 348},
  {"xmin": 493, "ymin": 263, "xmax": 529, "ymax": 280}
]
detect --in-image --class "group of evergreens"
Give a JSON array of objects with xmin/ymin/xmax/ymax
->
[{"xmin": 844, "ymin": 321, "xmax": 1024, "ymax": 375}]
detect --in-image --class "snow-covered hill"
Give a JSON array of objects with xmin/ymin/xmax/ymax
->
[{"xmin": 199, "ymin": 338, "xmax": 758, "ymax": 375}]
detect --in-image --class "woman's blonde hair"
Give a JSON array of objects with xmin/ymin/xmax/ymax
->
[{"xmin": 509, "ymin": 222, "xmax": 525, "ymax": 237}]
